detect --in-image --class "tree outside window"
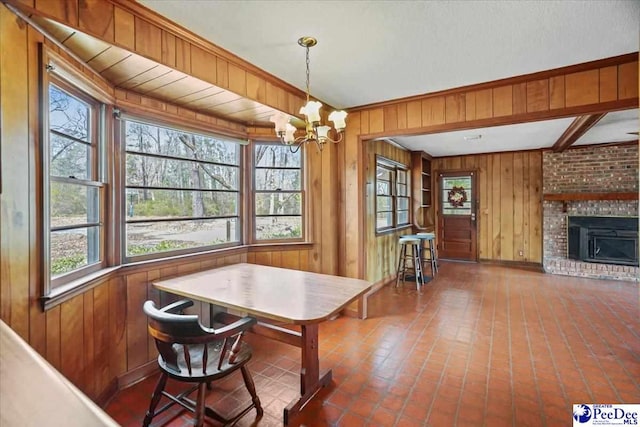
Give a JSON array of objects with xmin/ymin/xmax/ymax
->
[
  {"xmin": 375, "ymin": 156, "xmax": 410, "ymax": 232},
  {"xmin": 47, "ymin": 81, "xmax": 105, "ymax": 289},
  {"xmin": 123, "ymin": 119, "xmax": 241, "ymax": 259},
  {"xmin": 253, "ymin": 143, "xmax": 303, "ymax": 241}
]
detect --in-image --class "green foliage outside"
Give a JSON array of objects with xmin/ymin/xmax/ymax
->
[
  {"xmin": 257, "ymin": 223, "xmax": 302, "ymax": 240},
  {"xmin": 129, "ymin": 193, "xmax": 234, "ymax": 218},
  {"xmin": 127, "ymin": 238, "xmax": 227, "ymax": 256},
  {"xmin": 51, "ymin": 254, "xmax": 86, "ymax": 276},
  {"xmin": 128, "ymin": 240, "xmax": 191, "ymax": 255}
]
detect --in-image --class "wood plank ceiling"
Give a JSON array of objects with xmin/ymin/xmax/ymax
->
[{"xmin": 33, "ymin": 16, "xmax": 285, "ymax": 127}]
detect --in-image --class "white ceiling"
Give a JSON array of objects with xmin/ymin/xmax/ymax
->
[
  {"xmin": 575, "ymin": 109, "xmax": 639, "ymax": 146},
  {"xmin": 139, "ymin": 0, "xmax": 639, "ymax": 156},
  {"xmin": 393, "ymin": 110, "xmax": 639, "ymax": 157}
]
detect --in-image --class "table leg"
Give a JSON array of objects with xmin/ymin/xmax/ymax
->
[{"xmin": 283, "ymin": 323, "xmax": 332, "ymax": 425}]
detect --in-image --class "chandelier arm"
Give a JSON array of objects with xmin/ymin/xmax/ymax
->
[
  {"xmin": 273, "ymin": 37, "xmax": 346, "ymax": 153},
  {"xmin": 318, "ymin": 131, "xmax": 345, "ymax": 145},
  {"xmin": 288, "ymin": 141, "xmax": 303, "ymax": 154}
]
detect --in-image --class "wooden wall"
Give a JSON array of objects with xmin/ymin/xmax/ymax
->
[
  {"xmin": 433, "ymin": 151, "xmax": 543, "ymax": 263},
  {"xmin": 364, "ymin": 141, "xmax": 412, "ymax": 283},
  {"xmin": 6, "ymin": 0, "xmax": 307, "ymax": 118},
  {"xmin": 0, "ymin": 4, "xmax": 330, "ymax": 405},
  {"xmin": 342, "ymin": 54, "xmax": 638, "ymax": 278},
  {"xmin": 0, "ymin": 0, "xmax": 638, "ymax": 407}
]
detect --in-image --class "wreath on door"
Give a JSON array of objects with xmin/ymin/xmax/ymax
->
[{"xmin": 447, "ymin": 186, "xmax": 468, "ymax": 208}]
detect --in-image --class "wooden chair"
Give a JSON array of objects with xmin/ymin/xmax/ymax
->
[{"xmin": 142, "ymin": 299, "xmax": 263, "ymax": 427}]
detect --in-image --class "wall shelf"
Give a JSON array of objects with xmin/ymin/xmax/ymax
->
[
  {"xmin": 543, "ymin": 192, "xmax": 638, "ymax": 201},
  {"xmin": 411, "ymin": 151, "xmax": 434, "ymax": 231},
  {"xmin": 543, "ymin": 192, "xmax": 638, "ymax": 212}
]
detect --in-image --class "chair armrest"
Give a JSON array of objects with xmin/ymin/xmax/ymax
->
[
  {"xmin": 210, "ymin": 313, "xmax": 257, "ymax": 338},
  {"xmin": 160, "ymin": 299, "xmax": 194, "ymax": 314}
]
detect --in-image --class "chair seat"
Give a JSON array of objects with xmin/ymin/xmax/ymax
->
[{"xmin": 159, "ymin": 341, "xmax": 252, "ymax": 382}]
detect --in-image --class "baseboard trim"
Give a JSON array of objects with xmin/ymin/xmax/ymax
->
[
  {"xmin": 117, "ymin": 360, "xmax": 159, "ymax": 391},
  {"xmin": 478, "ymin": 259, "xmax": 544, "ymax": 272},
  {"xmin": 95, "ymin": 378, "xmax": 118, "ymax": 408},
  {"xmin": 341, "ymin": 275, "xmax": 394, "ymax": 319}
]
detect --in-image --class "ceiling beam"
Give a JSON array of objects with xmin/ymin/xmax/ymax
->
[{"xmin": 551, "ymin": 113, "xmax": 606, "ymax": 152}]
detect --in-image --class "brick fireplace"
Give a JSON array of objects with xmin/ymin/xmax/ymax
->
[{"xmin": 543, "ymin": 143, "xmax": 639, "ymax": 281}]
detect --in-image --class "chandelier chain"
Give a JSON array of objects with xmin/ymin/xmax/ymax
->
[{"xmin": 305, "ymin": 45, "xmax": 311, "ymax": 103}]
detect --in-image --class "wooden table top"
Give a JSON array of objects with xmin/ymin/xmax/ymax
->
[
  {"xmin": 153, "ymin": 263, "xmax": 373, "ymax": 324},
  {"xmin": 0, "ymin": 321, "xmax": 119, "ymax": 427}
]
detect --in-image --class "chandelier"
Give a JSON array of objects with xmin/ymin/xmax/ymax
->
[{"xmin": 270, "ymin": 36, "xmax": 347, "ymax": 153}]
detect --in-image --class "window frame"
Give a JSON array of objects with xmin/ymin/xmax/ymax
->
[
  {"xmin": 375, "ymin": 155, "xmax": 411, "ymax": 234},
  {"xmin": 119, "ymin": 116, "xmax": 245, "ymax": 262},
  {"xmin": 42, "ymin": 57, "xmax": 109, "ymax": 297},
  {"xmin": 252, "ymin": 141, "xmax": 305, "ymax": 243}
]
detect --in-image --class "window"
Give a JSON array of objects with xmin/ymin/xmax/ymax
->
[
  {"xmin": 45, "ymin": 79, "xmax": 106, "ymax": 291},
  {"xmin": 375, "ymin": 156, "xmax": 410, "ymax": 232},
  {"xmin": 253, "ymin": 143, "xmax": 303, "ymax": 241},
  {"xmin": 396, "ymin": 169, "xmax": 410, "ymax": 226},
  {"xmin": 123, "ymin": 119, "xmax": 241, "ymax": 259},
  {"xmin": 441, "ymin": 175, "xmax": 472, "ymax": 215}
]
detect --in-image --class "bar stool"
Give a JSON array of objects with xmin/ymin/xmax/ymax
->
[
  {"xmin": 417, "ymin": 232, "xmax": 438, "ymax": 276},
  {"xmin": 395, "ymin": 237, "xmax": 424, "ymax": 290}
]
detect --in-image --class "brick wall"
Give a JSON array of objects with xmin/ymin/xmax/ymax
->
[{"xmin": 542, "ymin": 143, "xmax": 639, "ymax": 281}]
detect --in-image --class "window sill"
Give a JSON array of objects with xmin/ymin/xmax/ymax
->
[
  {"xmin": 41, "ymin": 266, "xmax": 121, "ymax": 311},
  {"xmin": 40, "ymin": 241, "xmax": 317, "ymax": 311},
  {"xmin": 249, "ymin": 241, "xmax": 314, "ymax": 252},
  {"xmin": 375, "ymin": 224, "xmax": 413, "ymax": 237}
]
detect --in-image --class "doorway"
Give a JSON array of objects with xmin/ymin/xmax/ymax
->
[{"xmin": 437, "ymin": 170, "xmax": 478, "ymax": 261}]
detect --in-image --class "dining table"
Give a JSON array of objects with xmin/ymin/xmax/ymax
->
[{"xmin": 152, "ymin": 262, "xmax": 372, "ymax": 425}]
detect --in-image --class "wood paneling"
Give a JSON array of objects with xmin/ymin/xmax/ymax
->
[
  {"xmin": 125, "ymin": 272, "xmax": 148, "ymax": 371},
  {"xmin": 406, "ymin": 100, "xmax": 422, "ymax": 128},
  {"xmin": 512, "ymin": 83, "xmax": 527, "ymax": 115},
  {"xmin": 134, "ymin": 17, "xmax": 161, "ymax": 62},
  {"xmin": 35, "ymin": 0, "xmax": 78, "ymax": 26},
  {"xmin": 79, "ymin": 0, "xmax": 114, "ymax": 42},
  {"xmin": 160, "ymin": 30, "xmax": 175, "ymax": 67},
  {"xmin": 472, "ymin": 89, "xmax": 493, "ymax": 120},
  {"xmin": 526, "ymin": 79, "xmax": 549, "ymax": 113},
  {"xmin": 383, "ymin": 105, "xmax": 398, "ymax": 132},
  {"xmin": 445, "ymin": 94, "xmax": 465, "ymax": 123},
  {"xmin": 27, "ymin": 25, "xmax": 47, "ymax": 357},
  {"xmin": 60, "ymin": 295, "xmax": 85, "ymax": 388},
  {"xmin": 421, "ymin": 97, "xmax": 445, "ymax": 126},
  {"xmin": 113, "ymin": 6, "xmax": 134, "ymax": 51},
  {"xmin": 364, "ymin": 140, "xmax": 411, "ymax": 283},
  {"xmin": 1, "ymin": 4, "xmax": 31, "ymax": 340},
  {"xmin": 174, "ymin": 37, "xmax": 190, "ymax": 73},
  {"xmin": 342, "ymin": 55, "xmax": 636, "ymax": 276},
  {"xmin": 618, "ymin": 61, "xmax": 639, "ymax": 100},
  {"xmin": 565, "ymin": 69, "xmax": 599, "ymax": 107},
  {"xmin": 433, "ymin": 151, "xmax": 542, "ymax": 263},
  {"xmin": 599, "ymin": 66, "xmax": 617, "ymax": 103},
  {"xmin": 189, "ymin": 45, "xmax": 216, "ymax": 84},
  {"xmin": 549, "ymin": 75, "xmax": 565, "ymax": 109},
  {"xmin": 493, "ymin": 85, "xmax": 513, "ymax": 117},
  {"xmin": 0, "ymin": 2, "xmax": 637, "ymax": 413}
]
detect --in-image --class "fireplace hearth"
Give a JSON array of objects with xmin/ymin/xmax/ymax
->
[{"xmin": 568, "ymin": 216, "xmax": 639, "ymax": 267}]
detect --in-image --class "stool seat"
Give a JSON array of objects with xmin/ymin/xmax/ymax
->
[
  {"xmin": 396, "ymin": 237, "xmax": 424, "ymax": 290},
  {"xmin": 399, "ymin": 238, "xmax": 420, "ymax": 244},
  {"xmin": 416, "ymin": 233, "xmax": 438, "ymax": 276}
]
